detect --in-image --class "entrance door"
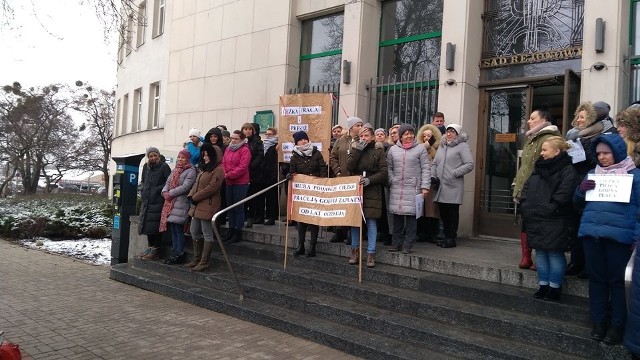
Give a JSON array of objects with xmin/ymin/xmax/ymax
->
[
  {"xmin": 476, "ymin": 87, "xmax": 529, "ymax": 239},
  {"xmin": 475, "ymin": 73, "xmax": 581, "ymax": 239}
]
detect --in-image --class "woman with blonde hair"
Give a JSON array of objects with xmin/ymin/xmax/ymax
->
[
  {"xmin": 416, "ymin": 124, "xmax": 442, "ymax": 243},
  {"xmin": 520, "ymin": 136, "xmax": 578, "ymax": 301}
]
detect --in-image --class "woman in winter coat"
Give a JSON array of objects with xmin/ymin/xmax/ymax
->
[
  {"xmin": 160, "ymin": 149, "xmax": 197, "ymax": 264},
  {"xmin": 205, "ymin": 127, "xmax": 228, "ymax": 231},
  {"xmin": 184, "ymin": 144, "xmax": 224, "ymax": 272},
  {"xmin": 222, "ymin": 130, "xmax": 251, "ymax": 243},
  {"xmin": 243, "ymin": 122, "xmax": 265, "ymax": 227},
  {"xmin": 520, "ymin": 136, "xmax": 578, "ymax": 302},
  {"xmin": 386, "ymin": 123, "xmax": 431, "ymax": 254},
  {"xmin": 432, "ymin": 123, "xmax": 475, "ymax": 248},
  {"xmin": 513, "ymin": 108, "xmax": 560, "ymax": 269},
  {"xmin": 346, "ymin": 123, "xmax": 388, "ymax": 268},
  {"xmin": 138, "ymin": 147, "xmax": 171, "ymax": 260},
  {"xmin": 416, "ymin": 124, "xmax": 442, "ymax": 243},
  {"xmin": 564, "ymin": 102, "xmax": 617, "ymax": 277},
  {"xmin": 288, "ymin": 131, "xmax": 328, "ymax": 257},
  {"xmin": 574, "ymin": 133, "xmax": 640, "ymax": 345},
  {"xmin": 615, "ymin": 106, "xmax": 640, "ymax": 165},
  {"xmin": 262, "ymin": 127, "xmax": 279, "ymax": 225}
]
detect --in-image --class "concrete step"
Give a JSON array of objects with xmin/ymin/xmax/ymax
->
[
  {"xmin": 117, "ymin": 240, "xmax": 628, "ymax": 359},
  {"xmin": 234, "ymin": 224, "xmax": 590, "ymax": 298},
  {"xmin": 110, "ymin": 263, "xmax": 454, "ymax": 360}
]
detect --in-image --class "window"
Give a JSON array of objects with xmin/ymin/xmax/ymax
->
[
  {"xmin": 133, "ymin": 88, "xmax": 143, "ymax": 131},
  {"xmin": 370, "ymin": 0, "xmax": 442, "ymax": 128},
  {"xmin": 148, "ymin": 82, "xmax": 160, "ymax": 128},
  {"xmin": 136, "ymin": 2, "xmax": 146, "ymax": 47},
  {"xmin": 153, "ymin": 0, "xmax": 165, "ymax": 37},
  {"xmin": 631, "ymin": 0, "xmax": 640, "ymax": 101},
  {"xmin": 299, "ymin": 13, "xmax": 344, "ymax": 87},
  {"xmin": 379, "ymin": 0, "xmax": 443, "ymax": 80},
  {"xmin": 115, "ymin": 99, "xmax": 121, "ymax": 136},
  {"xmin": 126, "ymin": 15, "xmax": 134, "ymax": 55},
  {"xmin": 122, "ymin": 94, "xmax": 129, "ymax": 134}
]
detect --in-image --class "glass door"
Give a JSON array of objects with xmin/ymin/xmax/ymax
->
[{"xmin": 476, "ymin": 87, "xmax": 529, "ymax": 239}]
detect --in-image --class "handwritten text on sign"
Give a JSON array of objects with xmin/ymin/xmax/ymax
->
[
  {"xmin": 289, "ymin": 174, "xmax": 362, "ymax": 227},
  {"xmin": 585, "ymin": 173, "xmax": 633, "ymax": 203}
]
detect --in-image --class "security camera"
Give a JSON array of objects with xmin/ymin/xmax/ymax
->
[
  {"xmin": 592, "ymin": 62, "xmax": 606, "ymax": 71},
  {"xmin": 445, "ymin": 78, "xmax": 455, "ymax": 85}
]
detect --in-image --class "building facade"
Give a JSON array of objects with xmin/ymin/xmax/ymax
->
[{"xmin": 113, "ymin": 0, "xmax": 634, "ymax": 239}]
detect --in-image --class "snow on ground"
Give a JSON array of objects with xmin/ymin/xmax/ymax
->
[{"xmin": 20, "ymin": 238, "xmax": 111, "ymax": 265}]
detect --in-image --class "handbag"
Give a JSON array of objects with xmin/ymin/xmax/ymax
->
[{"xmin": 430, "ymin": 176, "xmax": 440, "ymax": 190}]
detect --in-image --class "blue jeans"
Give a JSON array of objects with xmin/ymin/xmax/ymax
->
[
  {"xmin": 351, "ymin": 218, "xmax": 377, "ymax": 254},
  {"xmin": 583, "ymin": 236, "xmax": 633, "ymax": 327},
  {"xmin": 168, "ymin": 222, "xmax": 185, "ymax": 255},
  {"xmin": 190, "ymin": 217, "xmax": 214, "ymax": 242},
  {"xmin": 226, "ymin": 184, "xmax": 249, "ymax": 230},
  {"xmin": 535, "ymin": 250, "xmax": 566, "ymax": 288}
]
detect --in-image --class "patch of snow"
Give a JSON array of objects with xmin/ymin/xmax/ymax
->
[{"xmin": 20, "ymin": 238, "xmax": 111, "ymax": 265}]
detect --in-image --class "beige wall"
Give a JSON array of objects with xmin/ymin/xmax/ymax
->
[
  {"xmin": 580, "ymin": 0, "xmax": 631, "ymax": 114},
  {"xmin": 437, "ymin": 0, "xmax": 483, "ymax": 237}
]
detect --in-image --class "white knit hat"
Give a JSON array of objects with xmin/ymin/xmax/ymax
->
[
  {"xmin": 188, "ymin": 128, "xmax": 201, "ymax": 137},
  {"xmin": 346, "ymin": 117, "xmax": 363, "ymax": 129},
  {"xmin": 446, "ymin": 123, "xmax": 462, "ymax": 135}
]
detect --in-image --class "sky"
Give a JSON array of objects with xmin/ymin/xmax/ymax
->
[{"xmin": 0, "ymin": 0, "xmax": 117, "ymax": 90}]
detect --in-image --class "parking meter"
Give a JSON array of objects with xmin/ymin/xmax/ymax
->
[{"xmin": 111, "ymin": 153, "xmax": 145, "ymax": 265}]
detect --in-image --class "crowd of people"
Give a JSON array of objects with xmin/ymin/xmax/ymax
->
[{"xmin": 133, "ymin": 103, "xmax": 640, "ymax": 355}]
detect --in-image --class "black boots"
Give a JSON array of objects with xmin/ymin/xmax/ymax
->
[
  {"xmin": 245, "ymin": 217, "xmax": 254, "ymax": 228},
  {"xmin": 544, "ymin": 287, "xmax": 561, "ymax": 302},
  {"xmin": 222, "ymin": 228, "xmax": 235, "ymax": 243},
  {"xmin": 294, "ymin": 241, "xmax": 305, "ymax": 256},
  {"xmin": 603, "ymin": 326, "xmax": 624, "ymax": 345},
  {"xmin": 533, "ymin": 285, "xmax": 549, "ymax": 299},
  {"xmin": 440, "ymin": 238, "xmax": 456, "ymax": 248},
  {"xmin": 231, "ymin": 229, "xmax": 242, "ymax": 243}
]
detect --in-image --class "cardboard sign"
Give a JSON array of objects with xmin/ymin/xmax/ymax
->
[
  {"xmin": 567, "ymin": 139, "xmax": 586, "ymax": 164},
  {"xmin": 585, "ymin": 173, "xmax": 633, "ymax": 203},
  {"xmin": 278, "ymin": 94, "xmax": 332, "ymax": 163},
  {"xmin": 288, "ymin": 174, "xmax": 362, "ymax": 227}
]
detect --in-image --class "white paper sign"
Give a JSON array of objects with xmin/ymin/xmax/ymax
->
[
  {"xmin": 415, "ymin": 194, "xmax": 424, "ymax": 219},
  {"xmin": 567, "ymin": 139, "xmax": 586, "ymax": 164},
  {"xmin": 585, "ymin": 173, "xmax": 634, "ymax": 203}
]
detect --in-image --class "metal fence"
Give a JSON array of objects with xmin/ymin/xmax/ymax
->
[{"xmin": 367, "ymin": 72, "xmax": 439, "ymax": 130}]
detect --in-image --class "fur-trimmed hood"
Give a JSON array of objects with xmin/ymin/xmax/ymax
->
[
  {"xmin": 440, "ymin": 132, "xmax": 469, "ymax": 147},
  {"xmin": 571, "ymin": 102, "xmax": 597, "ymax": 129},
  {"xmin": 617, "ymin": 107, "xmax": 640, "ymax": 142},
  {"xmin": 417, "ymin": 124, "xmax": 442, "ymax": 148}
]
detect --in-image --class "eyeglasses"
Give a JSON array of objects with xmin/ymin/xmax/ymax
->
[
  {"xmin": 230, "ymin": 137, "xmax": 241, "ymax": 140},
  {"xmin": 265, "ymin": 133, "xmax": 275, "ymax": 136}
]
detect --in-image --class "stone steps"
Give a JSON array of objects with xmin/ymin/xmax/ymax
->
[{"xmin": 111, "ymin": 238, "xmax": 627, "ymax": 359}]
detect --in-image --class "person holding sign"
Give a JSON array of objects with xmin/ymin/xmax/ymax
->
[
  {"xmin": 289, "ymin": 131, "xmax": 328, "ymax": 257},
  {"xmin": 520, "ymin": 136, "xmax": 578, "ymax": 301},
  {"xmin": 387, "ymin": 123, "xmax": 431, "ymax": 254},
  {"xmin": 513, "ymin": 107, "xmax": 560, "ymax": 270},
  {"xmin": 574, "ymin": 134, "xmax": 640, "ymax": 345},
  {"xmin": 346, "ymin": 123, "xmax": 388, "ymax": 268}
]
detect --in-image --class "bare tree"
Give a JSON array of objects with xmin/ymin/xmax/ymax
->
[
  {"xmin": 0, "ymin": 82, "xmax": 80, "ymax": 195},
  {"xmin": 72, "ymin": 81, "xmax": 114, "ymax": 192}
]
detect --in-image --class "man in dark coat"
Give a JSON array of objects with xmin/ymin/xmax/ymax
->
[{"xmin": 138, "ymin": 147, "xmax": 171, "ymax": 260}]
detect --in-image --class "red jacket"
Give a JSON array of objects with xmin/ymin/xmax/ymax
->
[{"xmin": 222, "ymin": 144, "xmax": 250, "ymax": 185}]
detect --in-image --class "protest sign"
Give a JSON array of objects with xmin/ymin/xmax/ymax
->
[
  {"xmin": 288, "ymin": 174, "xmax": 362, "ymax": 227},
  {"xmin": 585, "ymin": 173, "xmax": 633, "ymax": 203}
]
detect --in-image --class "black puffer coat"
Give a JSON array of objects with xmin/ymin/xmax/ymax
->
[
  {"xmin": 520, "ymin": 151, "xmax": 579, "ymax": 251},
  {"xmin": 346, "ymin": 141, "xmax": 388, "ymax": 219},
  {"xmin": 247, "ymin": 126, "xmax": 265, "ymax": 183},
  {"xmin": 138, "ymin": 155, "xmax": 171, "ymax": 235},
  {"xmin": 263, "ymin": 143, "xmax": 279, "ymax": 184},
  {"xmin": 289, "ymin": 147, "xmax": 328, "ymax": 178}
]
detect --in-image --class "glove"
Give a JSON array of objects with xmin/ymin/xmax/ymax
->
[
  {"xmin": 355, "ymin": 140, "xmax": 367, "ymax": 151},
  {"xmin": 162, "ymin": 192, "xmax": 171, "ymax": 200},
  {"xmin": 579, "ymin": 179, "xmax": 596, "ymax": 193},
  {"xmin": 359, "ymin": 177, "xmax": 371, "ymax": 186},
  {"xmin": 188, "ymin": 196, "xmax": 197, "ymax": 205}
]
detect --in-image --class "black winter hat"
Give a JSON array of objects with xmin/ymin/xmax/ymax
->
[{"xmin": 293, "ymin": 131, "xmax": 309, "ymax": 145}]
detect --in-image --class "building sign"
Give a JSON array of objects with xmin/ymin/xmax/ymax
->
[
  {"xmin": 495, "ymin": 133, "xmax": 517, "ymax": 143},
  {"xmin": 480, "ymin": 46, "xmax": 582, "ymax": 69}
]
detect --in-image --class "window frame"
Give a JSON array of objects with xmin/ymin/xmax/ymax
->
[
  {"xmin": 136, "ymin": 1, "xmax": 147, "ymax": 48},
  {"xmin": 149, "ymin": 82, "xmax": 161, "ymax": 129},
  {"xmin": 122, "ymin": 93, "xmax": 129, "ymax": 134},
  {"xmin": 298, "ymin": 12, "xmax": 344, "ymax": 87},
  {"xmin": 133, "ymin": 88, "xmax": 143, "ymax": 132},
  {"xmin": 153, "ymin": 0, "xmax": 166, "ymax": 38}
]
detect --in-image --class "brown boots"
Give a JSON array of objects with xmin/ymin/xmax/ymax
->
[
  {"xmin": 366, "ymin": 254, "xmax": 375, "ymax": 268},
  {"xmin": 184, "ymin": 239, "xmax": 203, "ymax": 268},
  {"xmin": 519, "ymin": 232, "xmax": 533, "ymax": 269},
  {"xmin": 348, "ymin": 248, "xmax": 359, "ymax": 265},
  {"xmin": 192, "ymin": 241, "xmax": 213, "ymax": 271}
]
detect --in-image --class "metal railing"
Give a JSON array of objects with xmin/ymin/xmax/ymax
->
[{"xmin": 211, "ymin": 177, "xmax": 289, "ymax": 301}]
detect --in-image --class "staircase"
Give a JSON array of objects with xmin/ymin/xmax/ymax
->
[{"xmin": 111, "ymin": 227, "xmax": 628, "ymax": 359}]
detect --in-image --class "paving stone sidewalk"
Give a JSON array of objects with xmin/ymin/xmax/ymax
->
[{"xmin": 0, "ymin": 240, "xmax": 358, "ymax": 360}]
